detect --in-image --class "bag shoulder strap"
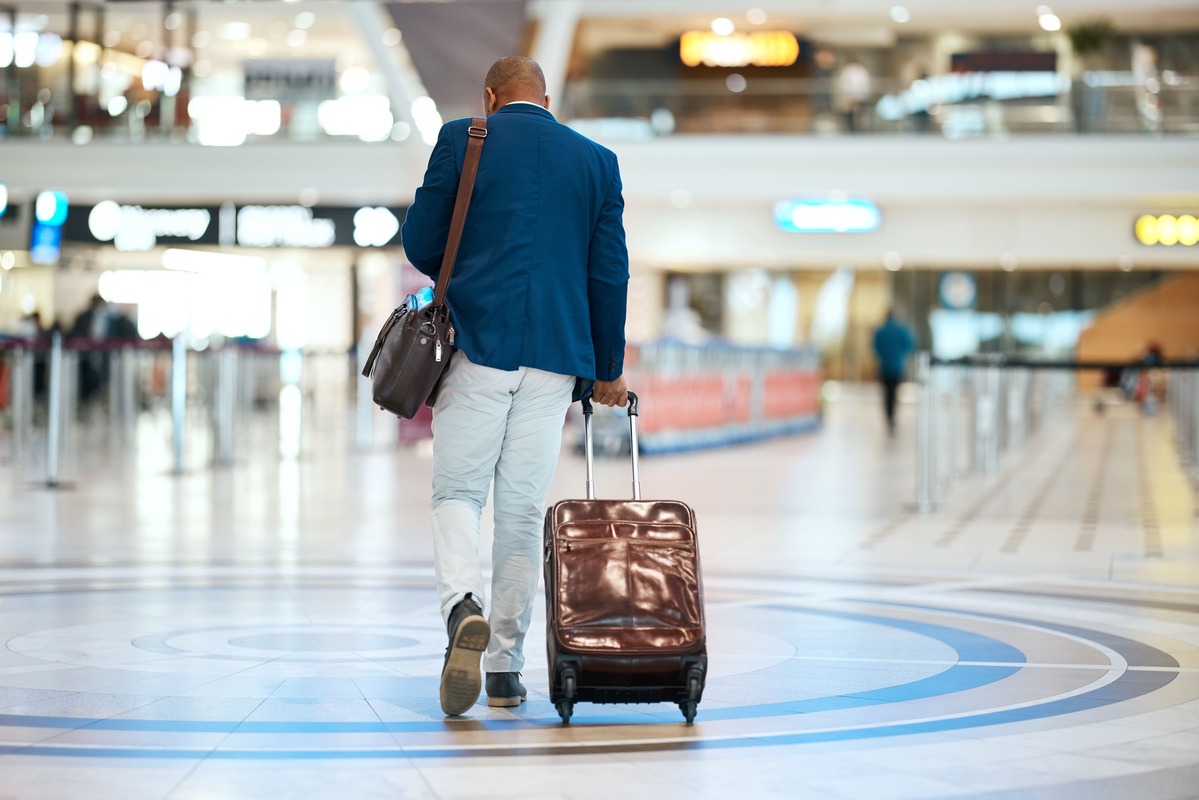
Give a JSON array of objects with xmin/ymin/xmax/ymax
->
[{"xmin": 432, "ymin": 116, "xmax": 487, "ymax": 307}]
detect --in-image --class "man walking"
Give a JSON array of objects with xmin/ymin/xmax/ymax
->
[
  {"xmin": 872, "ymin": 308, "xmax": 915, "ymax": 435},
  {"xmin": 401, "ymin": 57, "xmax": 629, "ymax": 716}
]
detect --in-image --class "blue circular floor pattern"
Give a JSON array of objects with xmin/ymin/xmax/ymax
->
[{"xmin": 0, "ymin": 574, "xmax": 1190, "ymax": 759}]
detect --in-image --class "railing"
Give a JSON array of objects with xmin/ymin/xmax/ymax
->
[
  {"xmin": 0, "ymin": 334, "xmax": 367, "ymax": 484},
  {"xmin": 562, "ymin": 77, "xmax": 1199, "ymax": 138},
  {"xmin": 3, "ymin": 73, "xmax": 1194, "ymax": 144},
  {"xmin": 915, "ymin": 354, "xmax": 1199, "ymax": 512}
]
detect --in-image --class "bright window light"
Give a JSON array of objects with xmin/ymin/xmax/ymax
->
[
  {"xmin": 318, "ymin": 96, "xmax": 394, "ymax": 142},
  {"xmin": 189, "ymin": 98, "xmax": 282, "ymax": 145},
  {"xmin": 410, "ymin": 95, "xmax": 442, "ymax": 145},
  {"xmin": 251, "ymin": 100, "xmax": 281, "ymax": 136},
  {"xmin": 14, "ymin": 32, "xmax": 38, "ymax": 68},
  {"xmin": 162, "ymin": 248, "xmax": 266, "ymax": 274},
  {"xmin": 222, "ymin": 22, "xmax": 251, "ymax": 40},
  {"xmin": 339, "ymin": 66, "xmax": 371, "ymax": 94},
  {"xmin": 98, "ymin": 264, "xmax": 272, "ymax": 341}
]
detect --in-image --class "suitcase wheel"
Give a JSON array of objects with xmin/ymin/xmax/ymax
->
[
  {"xmin": 680, "ymin": 669, "xmax": 702, "ymax": 724},
  {"xmin": 556, "ymin": 699, "xmax": 574, "ymax": 724}
]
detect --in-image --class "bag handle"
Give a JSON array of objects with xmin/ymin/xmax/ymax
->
[{"xmin": 432, "ymin": 117, "xmax": 488, "ymax": 308}]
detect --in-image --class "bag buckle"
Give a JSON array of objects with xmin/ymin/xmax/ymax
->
[{"xmin": 467, "ymin": 125, "xmax": 488, "ymax": 139}]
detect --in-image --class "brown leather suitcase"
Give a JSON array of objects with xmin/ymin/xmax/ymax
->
[{"xmin": 543, "ymin": 391, "xmax": 707, "ymax": 723}]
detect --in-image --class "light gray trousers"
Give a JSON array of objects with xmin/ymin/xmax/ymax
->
[{"xmin": 430, "ymin": 352, "xmax": 573, "ymax": 672}]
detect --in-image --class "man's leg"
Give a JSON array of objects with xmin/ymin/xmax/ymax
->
[
  {"xmin": 485, "ymin": 367, "xmax": 573, "ymax": 677},
  {"xmin": 430, "ymin": 354, "xmax": 518, "ymax": 621},
  {"xmin": 430, "ymin": 354, "xmax": 520, "ymax": 715}
]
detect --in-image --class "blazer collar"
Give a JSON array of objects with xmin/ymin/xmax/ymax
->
[{"xmin": 493, "ymin": 102, "xmax": 555, "ymax": 121}]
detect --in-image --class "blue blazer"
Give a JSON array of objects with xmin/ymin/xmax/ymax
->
[{"xmin": 401, "ymin": 103, "xmax": 629, "ymax": 385}]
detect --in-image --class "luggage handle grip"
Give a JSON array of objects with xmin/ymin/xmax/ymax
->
[{"xmin": 581, "ymin": 391, "xmax": 641, "ymax": 501}]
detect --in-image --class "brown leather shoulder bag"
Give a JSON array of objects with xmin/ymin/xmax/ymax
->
[{"xmin": 362, "ymin": 117, "xmax": 487, "ymax": 418}]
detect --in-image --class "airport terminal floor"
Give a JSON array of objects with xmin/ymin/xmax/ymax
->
[{"xmin": 1, "ymin": 391, "xmax": 1197, "ymax": 800}]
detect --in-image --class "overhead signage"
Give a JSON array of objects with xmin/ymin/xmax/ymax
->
[
  {"xmin": 773, "ymin": 199, "xmax": 881, "ymax": 233},
  {"xmin": 64, "ymin": 203, "xmax": 409, "ymax": 249},
  {"xmin": 30, "ymin": 190, "xmax": 68, "ymax": 265},
  {"xmin": 1135, "ymin": 214, "xmax": 1197, "ymax": 246},
  {"xmin": 950, "ymin": 52, "xmax": 1057, "ymax": 73},
  {"xmin": 243, "ymin": 59, "xmax": 338, "ymax": 101},
  {"xmin": 679, "ymin": 31, "xmax": 799, "ymax": 68}
]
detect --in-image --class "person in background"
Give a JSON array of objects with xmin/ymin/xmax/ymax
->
[
  {"xmin": 400, "ymin": 56, "xmax": 630, "ymax": 716},
  {"xmin": 836, "ymin": 58, "xmax": 872, "ymax": 133},
  {"xmin": 69, "ymin": 293, "xmax": 110, "ymax": 404},
  {"xmin": 872, "ymin": 309, "xmax": 915, "ymax": 435}
]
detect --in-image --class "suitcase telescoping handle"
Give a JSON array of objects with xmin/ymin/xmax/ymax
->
[{"xmin": 580, "ymin": 391, "xmax": 641, "ymax": 501}]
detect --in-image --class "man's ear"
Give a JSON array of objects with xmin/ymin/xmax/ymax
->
[
  {"xmin": 542, "ymin": 94, "xmax": 551, "ymax": 110},
  {"xmin": 483, "ymin": 87, "xmax": 497, "ymax": 115}
]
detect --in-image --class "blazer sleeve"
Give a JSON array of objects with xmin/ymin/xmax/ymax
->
[
  {"xmin": 587, "ymin": 162, "xmax": 630, "ymax": 381},
  {"xmin": 400, "ymin": 124, "xmax": 460, "ymax": 280}
]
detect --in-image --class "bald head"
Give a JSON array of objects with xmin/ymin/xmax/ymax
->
[{"xmin": 483, "ymin": 56, "xmax": 549, "ymax": 114}]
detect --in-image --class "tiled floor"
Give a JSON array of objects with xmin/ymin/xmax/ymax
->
[{"xmin": 1, "ymin": 391, "xmax": 1197, "ymax": 799}]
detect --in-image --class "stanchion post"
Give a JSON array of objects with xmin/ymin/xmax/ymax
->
[
  {"xmin": 216, "ymin": 346, "xmax": 237, "ymax": 466},
  {"xmin": 916, "ymin": 351, "xmax": 934, "ymax": 512},
  {"xmin": 931, "ymin": 361, "xmax": 944, "ymax": 501},
  {"xmin": 948, "ymin": 364, "xmax": 962, "ymax": 486},
  {"xmin": 10, "ymin": 347, "xmax": 32, "ymax": 462},
  {"xmin": 45, "ymin": 332, "xmax": 63, "ymax": 487},
  {"xmin": 120, "ymin": 346, "xmax": 137, "ymax": 441},
  {"xmin": 356, "ymin": 333, "xmax": 374, "ymax": 451},
  {"xmin": 171, "ymin": 335, "xmax": 187, "ymax": 475}
]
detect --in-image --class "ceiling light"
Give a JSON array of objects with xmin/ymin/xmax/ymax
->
[
  {"xmin": 711, "ymin": 18, "xmax": 734, "ymax": 36},
  {"xmin": 746, "ymin": 8, "xmax": 767, "ymax": 26},
  {"xmin": 890, "ymin": 6, "xmax": 911, "ymax": 24},
  {"xmin": 1038, "ymin": 13, "xmax": 1062, "ymax": 31}
]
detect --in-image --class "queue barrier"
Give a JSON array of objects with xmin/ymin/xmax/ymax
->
[
  {"xmin": 0, "ymin": 335, "xmax": 320, "ymax": 484},
  {"xmin": 590, "ymin": 341, "xmax": 822, "ymax": 455},
  {"xmin": 915, "ymin": 354, "xmax": 1199, "ymax": 512}
]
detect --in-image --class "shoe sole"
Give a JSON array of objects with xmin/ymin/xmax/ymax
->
[
  {"xmin": 440, "ymin": 616, "xmax": 489, "ymax": 716},
  {"xmin": 486, "ymin": 695, "xmax": 527, "ymax": 708}
]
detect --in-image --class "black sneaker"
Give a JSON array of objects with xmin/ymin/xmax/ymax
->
[
  {"xmin": 440, "ymin": 594, "xmax": 489, "ymax": 716},
  {"xmin": 485, "ymin": 672, "xmax": 527, "ymax": 707}
]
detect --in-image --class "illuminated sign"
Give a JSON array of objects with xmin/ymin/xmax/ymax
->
[
  {"xmin": 680, "ymin": 31, "xmax": 799, "ymax": 68},
  {"xmin": 774, "ymin": 199, "xmax": 881, "ymax": 233},
  {"xmin": 0, "ymin": 184, "xmax": 7, "ymax": 219},
  {"xmin": 237, "ymin": 205, "xmax": 336, "ymax": 248},
  {"xmin": 30, "ymin": 190, "xmax": 68, "ymax": 264},
  {"xmin": 353, "ymin": 207, "xmax": 401, "ymax": 247},
  {"xmin": 87, "ymin": 201, "xmax": 212, "ymax": 251},
  {"xmin": 65, "ymin": 204, "xmax": 409, "ymax": 248},
  {"xmin": 1135, "ymin": 214, "xmax": 1197, "ymax": 246}
]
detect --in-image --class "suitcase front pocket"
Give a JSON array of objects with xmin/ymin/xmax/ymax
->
[{"xmin": 552, "ymin": 527, "xmax": 703, "ymax": 654}]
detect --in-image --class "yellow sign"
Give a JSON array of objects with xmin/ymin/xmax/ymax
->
[
  {"xmin": 1135, "ymin": 214, "xmax": 1198, "ymax": 246},
  {"xmin": 680, "ymin": 31, "xmax": 800, "ymax": 68}
]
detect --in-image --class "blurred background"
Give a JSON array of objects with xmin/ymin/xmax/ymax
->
[{"xmin": 0, "ymin": 0, "xmax": 1196, "ymax": 467}]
